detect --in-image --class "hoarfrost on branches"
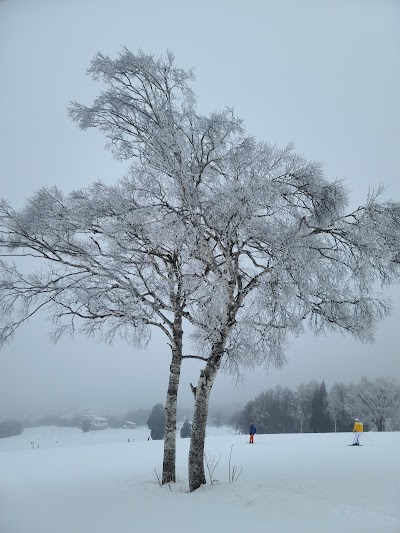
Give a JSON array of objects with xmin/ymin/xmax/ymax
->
[
  {"xmin": 350, "ymin": 377, "xmax": 400, "ymax": 431},
  {"xmin": 1, "ymin": 48, "xmax": 400, "ymax": 491}
]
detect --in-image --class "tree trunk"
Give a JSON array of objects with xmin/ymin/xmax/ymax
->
[
  {"xmin": 188, "ymin": 347, "xmax": 223, "ymax": 492},
  {"xmin": 162, "ymin": 315, "xmax": 183, "ymax": 484},
  {"xmin": 376, "ymin": 417, "xmax": 385, "ymax": 432}
]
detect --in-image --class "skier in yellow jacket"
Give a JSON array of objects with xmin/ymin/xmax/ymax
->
[{"xmin": 352, "ymin": 418, "xmax": 363, "ymax": 445}]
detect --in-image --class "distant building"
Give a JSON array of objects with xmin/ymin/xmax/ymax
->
[
  {"xmin": 123, "ymin": 421, "xmax": 137, "ymax": 429},
  {"xmin": 81, "ymin": 415, "xmax": 108, "ymax": 430}
]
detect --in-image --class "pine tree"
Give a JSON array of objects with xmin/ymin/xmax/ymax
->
[
  {"xmin": 147, "ymin": 404, "xmax": 166, "ymax": 440},
  {"xmin": 310, "ymin": 382, "xmax": 332, "ymax": 432},
  {"xmin": 180, "ymin": 419, "xmax": 192, "ymax": 438}
]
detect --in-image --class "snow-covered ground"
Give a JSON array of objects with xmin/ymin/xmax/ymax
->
[{"xmin": 1, "ymin": 426, "xmax": 399, "ymax": 533}]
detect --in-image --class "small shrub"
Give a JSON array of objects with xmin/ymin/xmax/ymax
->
[{"xmin": 80, "ymin": 418, "xmax": 91, "ymax": 433}]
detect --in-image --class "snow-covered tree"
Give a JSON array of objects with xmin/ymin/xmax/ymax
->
[
  {"xmin": 0, "ymin": 179, "xmax": 199, "ymax": 483},
  {"xmin": 68, "ymin": 49, "xmax": 248, "ymax": 486},
  {"xmin": 294, "ymin": 382, "xmax": 318, "ymax": 433},
  {"xmin": 0, "ymin": 50, "xmax": 205, "ymax": 485},
  {"xmin": 242, "ymin": 386, "xmax": 298, "ymax": 434},
  {"xmin": 181, "ymin": 140, "xmax": 400, "ymax": 489},
  {"xmin": 2, "ymin": 49, "xmax": 400, "ymax": 493},
  {"xmin": 0, "ymin": 49, "xmax": 244, "ymax": 486},
  {"xmin": 351, "ymin": 377, "xmax": 400, "ymax": 431},
  {"xmin": 328, "ymin": 382, "xmax": 353, "ymax": 432},
  {"xmin": 66, "ymin": 48, "xmax": 400, "ymax": 490}
]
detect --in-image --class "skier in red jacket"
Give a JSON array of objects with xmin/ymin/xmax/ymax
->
[{"xmin": 249, "ymin": 423, "xmax": 256, "ymax": 444}]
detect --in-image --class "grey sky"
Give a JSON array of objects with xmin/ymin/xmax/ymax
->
[{"xmin": 1, "ymin": 0, "xmax": 399, "ymax": 420}]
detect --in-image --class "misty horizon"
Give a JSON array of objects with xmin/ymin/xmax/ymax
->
[{"xmin": 1, "ymin": 1, "xmax": 399, "ymax": 425}]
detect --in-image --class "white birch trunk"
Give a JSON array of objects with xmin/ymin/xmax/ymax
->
[
  {"xmin": 188, "ymin": 345, "xmax": 223, "ymax": 492},
  {"xmin": 162, "ymin": 315, "xmax": 183, "ymax": 484}
]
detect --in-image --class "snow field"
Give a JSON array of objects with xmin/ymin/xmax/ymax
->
[{"xmin": 1, "ymin": 427, "xmax": 399, "ymax": 533}]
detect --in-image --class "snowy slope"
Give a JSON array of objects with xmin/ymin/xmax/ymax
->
[{"xmin": 1, "ymin": 426, "xmax": 399, "ymax": 533}]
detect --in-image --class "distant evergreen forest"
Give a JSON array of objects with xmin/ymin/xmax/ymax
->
[{"xmin": 229, "ymin": 377, "xmax": 400, "ymax": 434}]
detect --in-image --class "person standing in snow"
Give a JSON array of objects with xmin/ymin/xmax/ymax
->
[
  {"xmin": 352, "ymin": 418, "xmax": 363, "ymax": 445},
  {"xmin": 249, "ymin": 423, "xmax": 256, "ymax": 444}
]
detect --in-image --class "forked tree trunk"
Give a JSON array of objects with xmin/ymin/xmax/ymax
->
[
  {"xmin": 162, "ymin": 315, "xmax": 183, "ymax": 484},
  {"xmin": 188, "ymin": 346, "xmax": 223, "ymax": 492}
]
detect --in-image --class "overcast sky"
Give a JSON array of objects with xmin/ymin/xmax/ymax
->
[{"xmin": 1, "ymin": 0, "xmax": 399, "ymax": 421}]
